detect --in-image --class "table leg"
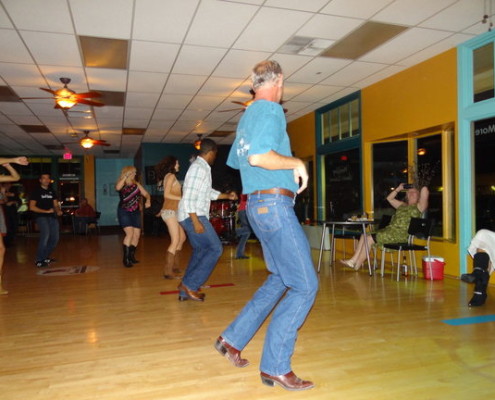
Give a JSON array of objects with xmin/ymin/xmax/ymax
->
[
  {"xmin": 362, "ymin": 223, "xmax": 373, "ymax": 276},
  {"xmin": 317, "ymin": 223, "xmax": 327, "ymax": 273}
]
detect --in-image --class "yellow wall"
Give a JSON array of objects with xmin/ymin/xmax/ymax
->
[
  {"xmin": 362, "ymin": 49, "xmax": 459, "ymax": 276},
  {"xmin": 288, "ymin": 49, "xmax": 462, "ymax": 277},
  {"xmin": 287, "ymin": 113, "xmax": 315, "ymax": 159},
  {"xmin": 83, "ymin": 154, "xmax": 96, "ymax": 208},
  {"xmin": 287, "ymin": 113, "xmax": 317, "ymax": 219}
]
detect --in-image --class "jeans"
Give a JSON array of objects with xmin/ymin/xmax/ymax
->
[
  {"xmin": 221, "ymin": 193, "xmax": 318, "ymax": 376},
  {"xmin": 36, "ymin": 216, "xmax": 60, "ymax": 262},
  {"xmin": 235, "ymin": 210, "xmax": 252, "ymax": 258},
  {"xmin": 179, "ymin": 216, "xmax": 223, "ymax": 291}
]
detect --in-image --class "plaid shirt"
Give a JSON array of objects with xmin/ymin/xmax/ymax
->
[{"xmin": 178, "ymin": 156, "xmax": 220, "ymax": 222}]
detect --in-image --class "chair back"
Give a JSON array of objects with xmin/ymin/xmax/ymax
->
[
  {"xmin": 378, "ymin": 214, "xmax": 392, "ymax": 229},
  {"xmin": 407, "ymin": 217, "xmax": 433, "ymax": 239}
]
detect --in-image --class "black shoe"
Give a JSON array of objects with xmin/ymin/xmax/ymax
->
[
  {"xmin": 235, "ymin": 255, "xmax": 249, "ymax": 260},
  {"xmin": 461, "ymin": 273, "xmax": 476, "ymax": 283},
  {"xmin": 44, "ymin": 258, "xmax": 56, "ymax": 264},
  {"xmin": 35, "ymin": 260, "xmax": 49, "ymax": 268},
  {"xmin": 469, "ymin": 291, "xmax": 487, "ymax": 307}
]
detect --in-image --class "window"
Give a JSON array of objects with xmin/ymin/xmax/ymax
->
[
  {"xmin": 320, "ymin": 96, "xmax": 360, "ymax": 144},
  {"xmin": 372, "ymin": 132, "xmax": 453, "ymax": 238},
  {"xmin": 324, "ymin": 149, "xmax": 361, "ymax": 219},
  {"xmin": 372, "ymin": 141, "xmax": 407, "ymax": 220},
  {"xmin": 474, "ymin": 117, "xmax": 495, "ymax": 230},
  {"xmin": 473, "ymin": 42, "xmax": 494, "ymax": 102},
  {"xmin": 316, "ymin": 92, "xmax": 361, "ymax": 220}
]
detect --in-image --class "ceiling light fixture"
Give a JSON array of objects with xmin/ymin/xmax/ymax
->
[
  {"xmin": 194, "ymin": 134, "xmax": 203, "ymax": 150},
  {"xmin": 80, "ymin": 137, "xmax": 94, "ymax": 149},
  {"xmin": 482, "ymin": 0, "xmax": 494, "ymax": 31}
]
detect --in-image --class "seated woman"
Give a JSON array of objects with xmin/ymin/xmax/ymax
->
[
  {"xmin": 461, "ymin": 229, "xmax": 494, "ymax": 307},
  {"xmin": 340, "ymin": 183, "xmax": 429, "ymax": 271}
]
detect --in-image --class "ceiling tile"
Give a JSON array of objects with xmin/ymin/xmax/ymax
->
[
  {"xmin": 197, "ymin": 77, "xmax": 245, "ymax": 97},
  {"xmin": 2, "ymin": 0, "xmax": 73, "ymax": 33},
  {"xmin": 38, "ymin": 66, "xmax": 88, "ymax": 92},
  {"xmin": 291, "ymin": 84, "xmax": 344, "ymax": 102},
  {"xmin": 21, "ymin": 31, "xmax": 82, "ymax": 67},
  {"xmin": 0, "ymin": 7, "xmax": 13, "ymax": 29},
  {"xmin": 86, "ymin": 68, "xmax": 128, "ymax": 91},
  {"xmin": 0, "ymin": 63, "xmax": 46, "ymax": 87},
  {"xmin": 164, "ymin": 74, "xmax": 208, "ymax": 95},
  {"xmin": 296, "ymin": 14, "xmax": 364, "ymax": 41},
  {"xmin": 400, "ymin": 33, "xmax": 475, "ymax": 67},
  {"xmin": 234, "ymin": 7, "xmax": 313, "ymax": 52},
  {"xmin": 173, "ymin": 45, "xmax": 228, "ymax": 76},
  {"xmin": 265, "ymin": 0, "xmax": 330, "ymax": 12},
  {"xmin": 286, "ymin": 57, "xmax": 352, "ymax": 84},
  {"xmin": 156, "ymin": 94, "xmax": 194, "ymax": 109},
  {"xmin": 0, "ymin": 29, "xmax": 34, "ymax": 63},
  {"xmin": 419, "ymin": 0, "xmax": 486, "ymax": 31},
  {"xmin": 70, "ymin": 0, "xmax": 134, "ymax": 39},
  {"xmin": 320, "ymin": 0, "xmax": 393, "ymax": 19},
  {"xmin": 124, "ymin": 107, "xmax": 154, "ymax": 121},
  {"xmin": 185, "ymin": 0, "xmax": 258, "ymax": 47},
  {"xmin": 373, "ymin": 0, "xmax": 458, "ymax": 26},
  {"xmin": 213, "ymin": 49, "xmax": 271, "ymax": 79},
  {"xmin": 130, "ymin": 41, "xmax": 180, "ymax": 73},
  {"xmin": 320, "ymin": 61, "xmax": 387, "ymax": 86},
  {"xmin": 127, "ymin": 71, "xmax": 168, "ymax": 93},
  {"xmin": 359, "ymin": 27, "xmax": 452, "ymax": 64},
  {"xmin": 133, "ymin": 0, "xmax": 199, "ymax": 42},
  {"xmin": 125, "ymin": 92, "xmax": 161, "ymax": 108}
]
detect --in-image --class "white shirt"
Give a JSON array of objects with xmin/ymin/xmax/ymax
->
[{"xmin": 178, "ymin": 156, "xmax": 220, "ymax": 222}]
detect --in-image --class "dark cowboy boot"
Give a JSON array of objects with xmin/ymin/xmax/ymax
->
[
  {"xmin": 467, "ymin": 253, "xmax": 490, "ymax": 307},
  {"xmin": 122, "ymin": 245, "xmax": 133, "ymax": 268},
  {"xmin": 128, "ymin": 245, "xmax": 139, "ymax": 264}
]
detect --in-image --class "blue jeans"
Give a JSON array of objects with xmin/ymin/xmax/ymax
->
[
  {"xmin": 179, "ymin": 216, "xmax": 223, "ymax": 292},
  {"xmin": 35, "ymin": 216, "xmax": 60, "ymax": 262},
  {"xmin": 221, "ymin": 193, "xmax": 318, "ymax": 376},
  {"xmin": 235, "ymin": 210, "xmax": 252, "ymax": 258}
]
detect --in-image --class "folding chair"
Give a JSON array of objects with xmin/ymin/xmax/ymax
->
[{"xmin": 380, "ymin": 217, "xmax": 433, "ymax": 281}]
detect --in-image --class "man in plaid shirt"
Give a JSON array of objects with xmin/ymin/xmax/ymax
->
[{"xmin": 177, "ymin": 138, "xmax": 237, "ymax": 301}]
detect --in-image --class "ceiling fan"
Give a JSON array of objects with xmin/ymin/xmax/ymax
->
[
  {"xmin": 22, "ymin": 77, "xmax": 104, "ymax": 109},
  {"xmin": 219, "ymin": 89, "xmax": 287, "ymax": 113},
  {"xmin": 64, "ymin": 130, "xmax": 110, "ymax": 149}
]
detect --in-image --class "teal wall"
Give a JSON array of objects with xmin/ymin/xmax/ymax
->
[{"xmin": 95, "ymin": 158, "xmax": 133, "ymax": 226}]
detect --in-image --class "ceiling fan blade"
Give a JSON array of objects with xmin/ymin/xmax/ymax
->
[
  {"xmin": 76, "ymin": 98, "xmax": 105, "ymax": 107},
  {"xmin": 92, "ymin": 140, "xmax": 110, "ymax": 146},
  {"xmin": 20, "ymin": 97, "xmax": 53, "ymax": 100},
  {"xmin": 74, "ymin": 91, "xmax": 102, "ymax": 99},
  {"xmin": 231, "ymin": 101, "xmax": 248, "ymax": 106},
  {"xmin": 218, "ymin": 108, "xmax": 244, "ymax": 113},
  {"xmin": 40, "ymin": 87, "xmax": 57, "ymax": 95}
]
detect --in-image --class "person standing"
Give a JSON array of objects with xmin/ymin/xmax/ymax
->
[
  {"xmin": 177, "ymin": 139, "xmax": 237, "ymax": 301},
  {"xmin": 215, "ymin": 60, "xmax": 318, "ymax": 391},
  {"xmin": 115, "ymin": 166, "xmax": 151, "ymax": 268},
  {"xmin": 29, "ymin": 173, "xmax": 63, "ymax": 268},
  {"xmin": 155, "ymin": 156, "xmax": 186, "ymax": 279},
  {"xmin": 0, "ymin": 157, "xmax": 29, "ymax": 293}
]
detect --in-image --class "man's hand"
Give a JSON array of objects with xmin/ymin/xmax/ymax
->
[
  {"xmin": 228, "ymin": 192, "xmax": 238, "ymax": 201},
  {"xmin": 14, "ymin": 157, "xmax": 29, "ymax": 166},
  {"xmin": 293, "ymin": 161, "xmax": 308, "ymax": 194},
  {"xmin": 144, "ymin": 199, "xmax": 151, "ymax": 208},
  {"xmin": 193, "ymin": 219, "xmax": 205, "ymax": 234}
]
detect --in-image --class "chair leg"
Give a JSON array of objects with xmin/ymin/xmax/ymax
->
[
  {"xmin": 381, "ymin": 249, "xmax": 385, "ymax": 277},
  {"xmin": 396, "ymin": 249, "xmax": 402, "ymax": 281}
]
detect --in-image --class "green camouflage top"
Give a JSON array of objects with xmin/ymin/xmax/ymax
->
[{"xmin": 375, "ymin": 204, "xmax": 421, "ymax": 246}]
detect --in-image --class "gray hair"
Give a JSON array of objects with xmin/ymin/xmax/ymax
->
[{"xmin": 251, "ymin": 60, "xmax": 283, "ymax": 90}]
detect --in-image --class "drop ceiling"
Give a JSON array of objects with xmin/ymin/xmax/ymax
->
[{"xmin": 0, "ymin": 0, "xmax": 490, "ymax": 158}]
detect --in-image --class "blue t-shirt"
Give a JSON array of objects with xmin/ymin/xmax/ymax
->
[{"xmin": 227, "ymin": 100, "xmax": 298, "ymax": 194}]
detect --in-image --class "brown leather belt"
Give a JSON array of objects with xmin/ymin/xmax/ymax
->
[{"xmin": 250, "ymin": 188, "xmax": 295, "ymax": 198}]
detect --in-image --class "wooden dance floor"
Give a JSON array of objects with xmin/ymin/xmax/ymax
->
[{"xmin": 0, "ymin": 232, "xmax": 494, "ymax": 400}]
